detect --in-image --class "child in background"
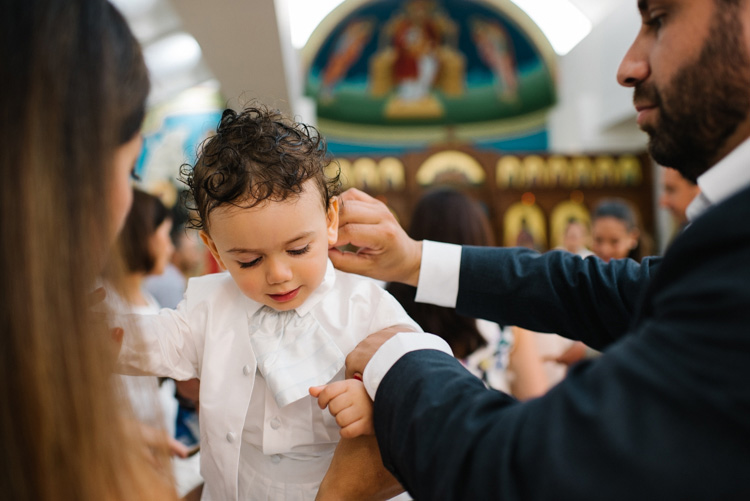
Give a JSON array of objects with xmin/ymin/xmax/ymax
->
[
  {"xmin": 105, "ymin": 188, "xmax": 204, "ymax": 498},
  {"xmin": 116, "ymin": 106, "xmax": 420, "ymax": 500},
  {"xmin": 590, "ymin": 198, "xmax": 643, "ymax": 262},
  {"xmin": 550, "ymin": 198, "xmax": 645, "ymax": 367}
]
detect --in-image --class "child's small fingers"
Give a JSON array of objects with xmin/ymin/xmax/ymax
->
[
  {"xmin": 334, "ymin": 406, "xmax": 361, "ymax": 429},
  {"xmin": 327, "ymin": 395, "xmax": 353, "ymax": 416},
  {"xmin": 310, "ymin": 385, "xmax": 331, "ymax": 409},
  {"xmin": 339, "ymin": 418, "xmax": 371, "ymax": 439}
]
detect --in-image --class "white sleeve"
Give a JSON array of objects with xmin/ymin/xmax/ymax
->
[
  {"xmin": 414, "ymin": 240, "xmax": 462, "ymax": 308},
  {"xmin": 362, "ymin": 332, "xmax": 453, "ymax": 400},
  {"xmin": 365, "ymin": 287, "xmax": 424, "ymax": 338},
  {"xmin": 116, "ymin": 301, "xmax": 200, "ymax": 380}
]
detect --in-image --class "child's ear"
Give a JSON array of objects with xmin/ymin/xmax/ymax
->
[
  {"xmin": 199, "ymin": 230, "xmax": 227, "ymax": 271},
  {"xmin": 326, "ymin": 197, "xmax": 340, "ymax": 246}
]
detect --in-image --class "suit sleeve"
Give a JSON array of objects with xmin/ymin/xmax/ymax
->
[
  {"xmin": 374, "ymin": 221, "xmax": 750, "ymax": 500},
  {"xmin": 455, "ymin": 246, "xmax": 660, "ymax": 349}
]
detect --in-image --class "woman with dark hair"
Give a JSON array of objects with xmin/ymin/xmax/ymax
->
[
  {"xmin": 387, "ymin": 188, "xmax": 548, "ymax": 398},
  {"xmin": 0, "ymin": 1, "xmax": 177, "ymax": 498}
]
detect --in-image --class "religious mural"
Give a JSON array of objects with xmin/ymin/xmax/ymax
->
[
  {"xmin": 304, "ymin": 0, "xmax": 556, "ymax": 142},
  {"xmin": 135, "ymin": 84, "xmax": 223, "ymax": 207}
]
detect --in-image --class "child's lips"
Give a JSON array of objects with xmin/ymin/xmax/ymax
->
[{"xmin": 268, "ymin": 287, "xmax": 301, "ymax": 303}]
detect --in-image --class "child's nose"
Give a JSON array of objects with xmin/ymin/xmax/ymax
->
[{"xmin": 266, "ymin": 257, "xmax": 293, "ymax": 284}]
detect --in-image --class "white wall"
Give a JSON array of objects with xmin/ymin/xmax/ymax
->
[
  {"xmin": 548, "ymin": 1, "xmax": 673, "ymax": 252},
  {"xmin": 548, "ymin": 0, "xmax": 647, "ymax": 154}
]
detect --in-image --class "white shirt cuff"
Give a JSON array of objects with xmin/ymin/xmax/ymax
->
[
  {"xmin": 414, "ymin": 240, "xmax": 461, "ymax": 308},
  {"xmin": 362, "ymin": 332, "xmax": 453, "ymax": 400}
]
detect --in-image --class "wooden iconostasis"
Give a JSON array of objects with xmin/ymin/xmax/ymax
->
[{"xmin": 328, "ymin": 144, "xmax": 655, "ymax": 254}]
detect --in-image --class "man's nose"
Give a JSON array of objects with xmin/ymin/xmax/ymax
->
[{"xmin": 617, "ymin": 32, "xmax": 650, "ymax": 88}]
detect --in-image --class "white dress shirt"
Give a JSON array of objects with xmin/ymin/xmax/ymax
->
[
  {"xmin": 118, "ymin": 260, "xmax": 421, "ymax": 500},
  {"xmin": 686, "ymin": 137, "xmax": 750, "ymax": 221},
  {"xmin": 367, "ymin": 138, "xmax": 750, "ymax": 399}
]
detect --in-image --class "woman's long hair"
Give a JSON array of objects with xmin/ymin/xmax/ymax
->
[
  {"xmin": 387, "ymin": 188, "xmax": 496, "ymax": 358},
  {"xmin": 0, "ymin": 1, "xmax": 175, "ymax": 499}
]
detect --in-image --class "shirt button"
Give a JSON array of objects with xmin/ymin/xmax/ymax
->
[
  {"xmin": 271, "ymin": 454, "xmax": 281, "ymax": 464},
  {"xmin": 270, "ymin": 417, "xmax": 281, "ymax": 430},
  {"xmin": 242, "ymin": 365, "xmax": 252, "ymax": 376},
  {"xmin": 226, "ymin": 432, "xmax": 236, "ymax": 443}
]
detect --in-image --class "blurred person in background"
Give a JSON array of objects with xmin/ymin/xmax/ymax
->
[
  {"xmin": 387, "ymin": 188, "xmax": 548, "ymax": 400},
  {"xmin": 590, "ymin": 198, "xmax": 643, "ymax": 263},
  {"xmin": 659, "ymin": 166, "xmax": 700, "ymax": 237},
  {"xmin": 106, "ymin": 188, "xmax": 203, "ymax": 499},
  {"xmin": 550, "ymin": 198, "xmax": 646, "ymax": 368},
  {"xmin": 558, "ymin": 219, "xmax": 593, "ymax": 258}
]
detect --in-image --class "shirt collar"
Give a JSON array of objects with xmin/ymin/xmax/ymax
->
[
  {"xmin": 242, "ymin": 258, "xmax": 337, "ymax": 318},
  {"xmin": 687, "ymin": 137, "xmax": 750, "ymax": 220}
]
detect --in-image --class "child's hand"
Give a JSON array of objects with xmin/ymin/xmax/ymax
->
[{"xmin": 310, "ymin": 379, "xmax": 374, "ymax": 439}]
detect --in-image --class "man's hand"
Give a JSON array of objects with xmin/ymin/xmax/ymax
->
[
  {"xmin": 329, "ymin": 188, "xmax": 423, "ymax": 286},
  {"xmin": 545, "ymin": 341, "xmax": 587, "ymax": 367},
  {"xmin": 345, "ymin": 326, "xmax": 406, "ymax": 379},
  {"xmin": 310, "ymin": 379, "xmax": 374, "ymax": 439}
]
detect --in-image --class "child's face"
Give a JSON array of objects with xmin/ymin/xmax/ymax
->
[
  {"xmin": 591, "ymin": 216, "xmax": 638, "ymax": 262},
  {"xmin": 200, "ymin": 180, "xmax": 339, "ymax": 311},
  {"xmin": 148, "ymin": 218, "xmax": 174, "ymax": 277}
]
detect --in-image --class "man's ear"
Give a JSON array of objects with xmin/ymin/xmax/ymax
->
[
  {"xmin": 326, "ymin": 197, "xmax": 340, "ymax": 246},
  {"xmin": 199, "ymin": 230, "xmax": 227, "ymax": 270}
]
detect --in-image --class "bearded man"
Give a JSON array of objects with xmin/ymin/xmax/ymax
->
[{"xmin": 314, "ymin": 1, "xmax": 750, "ymax": 499}]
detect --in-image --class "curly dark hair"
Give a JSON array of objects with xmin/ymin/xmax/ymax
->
[{"xmin": 183, "ymin": 105, "xmax": 341, "ymax": 231}]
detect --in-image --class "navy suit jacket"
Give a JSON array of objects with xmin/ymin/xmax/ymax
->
[{"xmin": 374, "ymin": 185, "xmax": 750, "ymax": 500}]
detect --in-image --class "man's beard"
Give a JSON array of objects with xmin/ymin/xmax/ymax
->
[{"xmin": 635, "ymin": 8, "xmax": 750, "ymax": 183}]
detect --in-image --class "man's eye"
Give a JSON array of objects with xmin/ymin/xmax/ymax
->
[
  {"xmin": 239, "ymin": 257, "xmax": 261, "ymax": 269},
  {"xmin": 645, "ymin": 13, "xmax": 665, "ymax": 29},
  {"xmin": 130, "ymin": 166, "xmax": 141, "ymax": 181}
]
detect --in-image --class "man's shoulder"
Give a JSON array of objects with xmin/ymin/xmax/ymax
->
[{"xmin": 670, "ymin": 184, "xmax": 750, "ymax": 253}]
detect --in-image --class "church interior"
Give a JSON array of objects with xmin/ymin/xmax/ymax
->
[{"xmin": 113, "ymin": 0, "xmax": 673, "ymax": 255}]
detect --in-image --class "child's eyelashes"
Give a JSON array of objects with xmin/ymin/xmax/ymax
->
[
  {"xmin": 288, "ymin": 245, "xmax": 310, "ymax": 256},
  {"xmin": 237, "ymin": 245, "xmax": 310, "ymax": 269},
  {"xmin": 239, "ymin": 257, "xmax": 262, "ymax": 269}
]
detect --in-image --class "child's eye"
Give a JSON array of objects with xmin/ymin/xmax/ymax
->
[
  {"xmin": 239, "ymin": 257, "xmax": 262, "ymax": 269},
  {"xmin": 288, "ymin": 245, "xmax": 310, "ymax": 256}
]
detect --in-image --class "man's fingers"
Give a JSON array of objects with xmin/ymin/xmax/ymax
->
[
  {"xmin": 338, "ymin": 187, "xmax": 378, "ymax": 205},
  {"xmin": 332, "ymin": 219, "xmax": 389, "ymax": 251},
  {"xmin": 328, "ymin": 247, "xmax": 377, "ymax": 277},
  {"xmin": 345, "ymin": 326, "xmax": 406, "ymax": 378}
]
